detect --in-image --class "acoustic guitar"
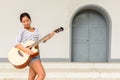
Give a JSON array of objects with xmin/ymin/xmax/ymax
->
[{"xmin": 8, "ymin": 27, "xmax": 64, "ymax": 69}]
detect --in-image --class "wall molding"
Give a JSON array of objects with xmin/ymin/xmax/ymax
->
[
  {"xmin": 1, "ymin": 58, "xmax": 120, "ymax": 62},
  {"xmin": 0, "ymin": 58, "xmax": 70, "ymax": 62},
  {"xmin": 70, "ymin": 4, "xmax": 112, "ymax": 62}
]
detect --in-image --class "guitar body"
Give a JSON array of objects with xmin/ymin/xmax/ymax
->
[{"xmin": 8, "ymin": 40, "xmax": 39, "ymax": 69}]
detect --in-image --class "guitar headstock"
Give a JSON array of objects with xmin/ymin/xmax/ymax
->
[{"xmin": 54, "ymin": 27, "xmax": 64, "ymax": 33}]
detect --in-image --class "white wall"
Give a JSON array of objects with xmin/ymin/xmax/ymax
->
[
  {"xmin": 0, "ymin": 0, "xmax": 69, "ymax": 59},
  {"xmin": 1, "ymin": 0, "xmax": 120, "ymax": 61}
]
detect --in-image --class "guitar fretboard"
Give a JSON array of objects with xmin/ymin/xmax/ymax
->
[{"xmin": 31, "ymin": 33, "xmax": 51, "ymax": 47}]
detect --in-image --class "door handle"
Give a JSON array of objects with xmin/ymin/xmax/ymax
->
[{"xmin": 87, "ymin": 40, "xmax": 89, "ymax": 42}]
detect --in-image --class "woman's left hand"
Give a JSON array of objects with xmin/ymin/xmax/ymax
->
[
  {"xmin": 49, "ymin": 31, "xmax": 55, "ymax": 38},
  {"xmin": 43, "ymin": 31, "xmax": 55, "ymax": 43}
]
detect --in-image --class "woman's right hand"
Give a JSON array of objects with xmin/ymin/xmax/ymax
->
[
  {"xmin": 16, "ymin": 44, "xmax": 34, "ymax": 55},
  {"xmin": 25, "ymin": 48, "xmax": 34, "ymax": 55}
]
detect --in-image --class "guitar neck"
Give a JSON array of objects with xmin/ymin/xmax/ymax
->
[
  {"xmin": 30, "ymin": 27, "xmax": 64, "ymax": 47},
  {"xmin": 31, "ymin": 33, "xmax": 51, "ymax": 47}
]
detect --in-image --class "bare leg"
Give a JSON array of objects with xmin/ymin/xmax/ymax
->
[
  {"xmin": 28, "ymin": 66, "xmax": 36, "ymax": 80},
  {"xmin": 30, "ymin": 60, "xmax": 46, "ymax": 80}
]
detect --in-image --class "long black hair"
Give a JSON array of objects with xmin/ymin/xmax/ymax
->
[{"xmin": 20, "ymin": 12, "xmax": 31, "ymax": 22}]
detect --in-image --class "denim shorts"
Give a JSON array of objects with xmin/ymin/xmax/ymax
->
[{"xmin": 30, "ymin": 56, "xmax": 41, "ymax": 63}]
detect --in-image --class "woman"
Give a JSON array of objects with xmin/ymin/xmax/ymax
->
[{"xmin": 14, "ymin": 12, "xmax": 55, "ymax": 80}]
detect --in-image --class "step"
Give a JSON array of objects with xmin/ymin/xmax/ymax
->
[
  {"xmin": 0, "ymin": 62, "xmax": 120, "ymax": 80},
  {"xmin": 1, "ymin": 78, "xmax": 120, "ymax": 80}
]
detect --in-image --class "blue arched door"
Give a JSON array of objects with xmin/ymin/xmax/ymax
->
[{"xmin": 72, "ymin": 9, "xmax": 108, "ymax": 62}]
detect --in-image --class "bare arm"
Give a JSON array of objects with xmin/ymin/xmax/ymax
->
[
  {"xmin": 43, "ymin": 31, "xmax": 55, "ymax": 42},
  {"xmin": 15, "ymin": 44, "xmax": 34, "ymax": 55}
]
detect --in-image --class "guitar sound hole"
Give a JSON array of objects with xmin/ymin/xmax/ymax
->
[
  {"xmin": 26, "ymin": 46, "xmax": 32, "ymax": 50},
  {"xmin": 18, "ymin": 50, "xmax": 24, "ymax": 57}
]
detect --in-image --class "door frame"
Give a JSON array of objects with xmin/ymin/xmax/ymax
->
[{"xmin": 69, "ymin": 4, "xmax": 112, "ymax": 62}]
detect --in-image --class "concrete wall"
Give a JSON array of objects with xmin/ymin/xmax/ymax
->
[
  {"xmin": 0, "ymin": 0, "xmax": 70, "ymax": 60},
  {"xmin": 1, "ymin": 0, "xmax": 120, "ymax": 61}
]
